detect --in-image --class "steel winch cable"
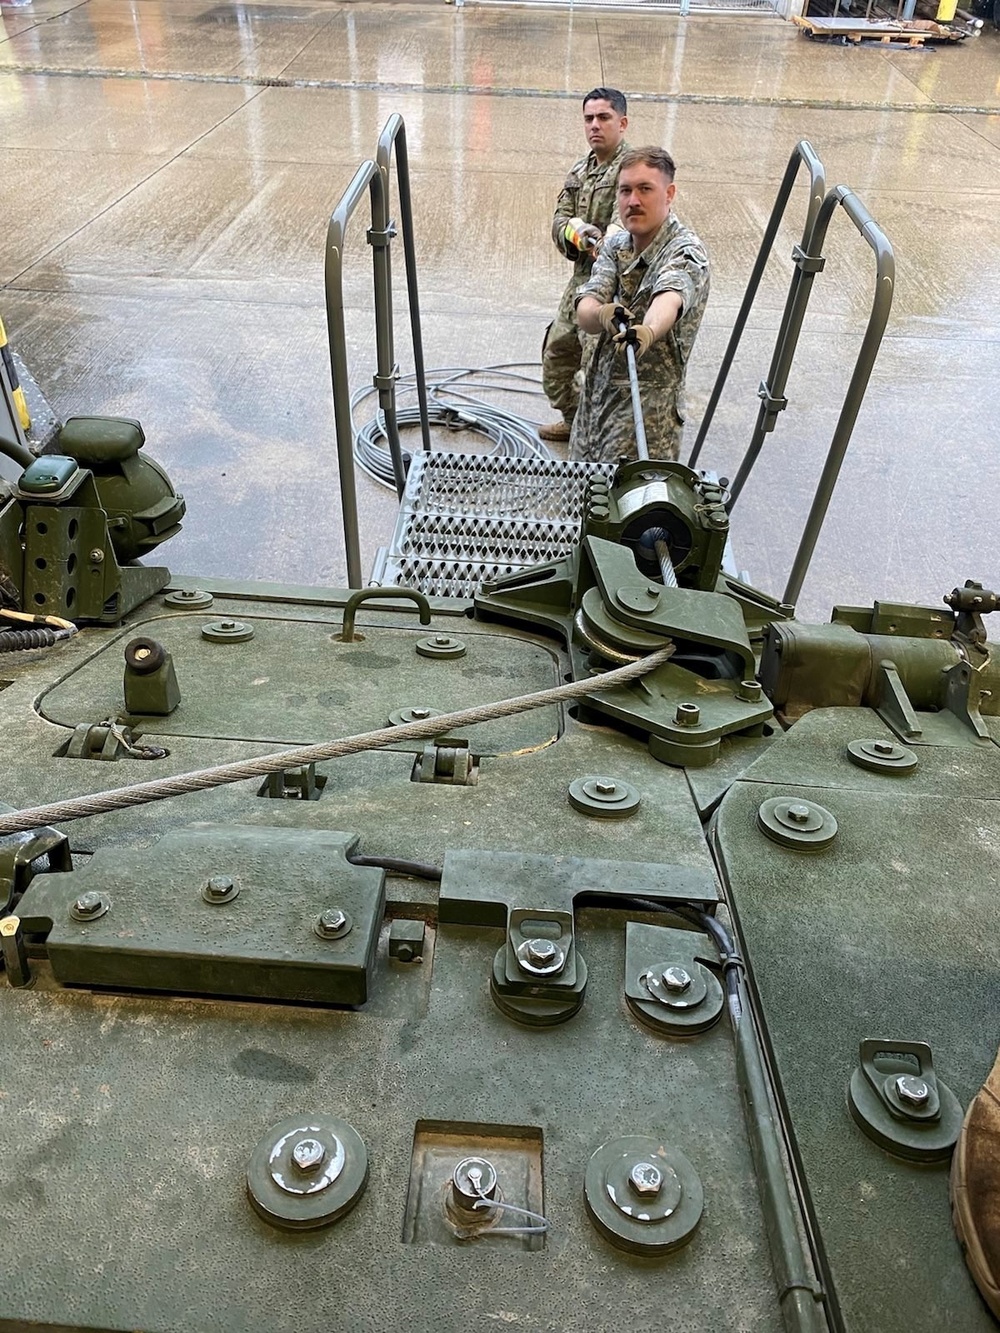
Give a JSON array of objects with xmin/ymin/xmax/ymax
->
[
  {"xmin": 0, "ymin": 644, "xmax": 675, "ymax": 838},
  {"xmin": 351, "ymin": 363, "xmax": 554, "ymax": 488}
]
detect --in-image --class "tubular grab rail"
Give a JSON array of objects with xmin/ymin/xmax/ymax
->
[
  {"xmin": 326, "ymin": 116, "xmax": 432, "ymax": 589},
  {"xmin": 326, "ymin": 159, "xmax": 390, "ymax": 590},
  {"xmin": 376, "ymin": 116, "xmax": 432, "ymax": 458},
  {"xmin": 688, "ymin": 140, "xmax": 827, "ymax": 471},
  {"xmin": 781, "ymin": 187, "xmax": 894, "ymax": 608}
]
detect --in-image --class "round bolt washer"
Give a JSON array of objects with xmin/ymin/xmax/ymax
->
[
  {"xmin": 568, "ymin": 775, "xmax": 641, "ymax": 820},
  {"xmin": 415, "ymin": 634, "xmax": 466, "ymax": 660},
  {"xmin": 202, "ymin": 874, "xmax": 239, "ymax": 905},
  {"xmin": 247, "ymin": 1113, "xmax": 367, "ymax": 1230},
  {"xmin": 757, "ymin": 796, "xmax": 838, "ymax": 852},
  {"xmin": 616, "ymin": 585, "xmax": 661, "ymax": 614},
  {"xmin": 585, "ymin": 1136, "xmax": 703, "ymax": 1255},
  {"xmin": 387, "ymin": 706, "xmax": 444, "ymax": 727},
  {"xmin": 847, "ymin": 1066, "xmax": 962, "ymax": 1163},
  {"xmin": 202, "ymin": 619, "xmax": 254, "ymax": 643},
  {"xmin": 629, "ymin": 962, "xmax": 723, "ymax": 1037},
  {"xmin": 70, "ymin": 890, "xmax": 110, "ymax": 922},
  {"xmin": 847, "ymin": 738, "xmax": 918, "ymax": 775},
  {"xmin": 314, "ymin": 908, "xmax": 352, "ymax": 941},
  {"xmin": 164, "ymin": 589, "xmax": 214, "ymax": 610}
]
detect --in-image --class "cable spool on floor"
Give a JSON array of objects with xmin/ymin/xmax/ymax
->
[{"xmin": 351, "ymin": 364, "xmax": 556, "ymax": 488}]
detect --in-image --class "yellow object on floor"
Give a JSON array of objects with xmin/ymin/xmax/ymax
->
[{"xmin": 0, "ymin": 314, "xmax": 30, "ymax": 432}]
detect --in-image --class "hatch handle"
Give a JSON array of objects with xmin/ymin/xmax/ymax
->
[{"xmin": 339, "ymin": 587, "xmax": 432, "ymax": 643}]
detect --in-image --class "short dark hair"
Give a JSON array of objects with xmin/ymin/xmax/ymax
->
[
  {"xmin": 582, "ymin": 87, "xmax": 627, "ymax": 117},
  {"xmin": 619, "ymin": 146, "xmax": 676, "ymax": 183}
]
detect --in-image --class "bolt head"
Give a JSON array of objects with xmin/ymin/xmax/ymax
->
[
  {"xmin": 320, "ymin": 908, "xmax": 347, "ymax": 933},
  {"xmin": 786, "ymin": 803, "xmax": 812, "ymax": 825},
  {"xmin": 895, "ymin": 1074, "xmax": 930, "ymax": 1107},
  {"xmin": 291, "ymin": 1137, "xmax": 326, "ymax": 1172},
  {"xmin": 204, "ymin": 874, "xmax": 234, "ymax": 899},
  {"xmin": 434, "ymin": 635, "xmax": 451, "ymax": 646},
  {"xmin": 220, "ymin": 620, "xmax": 236, "ymax": 630},
  {"xmin": 662, "ymin": 965, "xmax": 692, "ymax": 993},
  {"xmin": 89, "ymin": 548, "xmax": 105, "ymax": 563},
  {"xmin": 74, "ymin": 891, "xmax": 102, "ymax": 916},
  {"xmin": 516, "ymin": 936, "xmax": 566, "ymax": 975},
  {"xmin": 411, "ymin": 707, "xmax": 430, "ymax": 719},
  {"xmin": 628, "ymin": 1161, "xmax": 663, "ymax": 1197},
  {"xmin": 525, "ymin": 938, "xmax": 557, "ymax": 966},
  {"xmin": 873, "ymin": 741, "xmax": 895, "ymax": 756},
  {"xmin": 594, "ymin": 779, "xmax": 617, "ymax": 796}
]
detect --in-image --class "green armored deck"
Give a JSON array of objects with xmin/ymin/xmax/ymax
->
[{"xmin": 1, "ymin": 439, "xmax": 999, "ymax": 1333}]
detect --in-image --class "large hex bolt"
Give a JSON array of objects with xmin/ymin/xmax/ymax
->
[
  {"xmin": 628, "ymin": 1162, "xmax": 663, "ymax": 1197},
  {"xmin": 314, "ymin": 908, "xmax": 352, "ymax": 940},
  {"xmin": 662, "ymin": 966, "xmax": 692, "ymax": 993},
  {"xmin": 516, "ymin": 937, "xmax": 566, "ymax": 976},
  {"xmin": 291, "ymin": 1138, "xmax": 326, "ymax": 1173},
  {"xmin": 895, "ymin": 1074, "xmax": 930, "ymax": 1108}
]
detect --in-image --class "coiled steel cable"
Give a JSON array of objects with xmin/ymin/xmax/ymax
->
[{"xmin": 352, "ymin": 364, "xmax": 555, "ymax": 488}]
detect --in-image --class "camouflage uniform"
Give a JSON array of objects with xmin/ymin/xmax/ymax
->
[
  {"xmin": 570, "ymin": 214, "xmax": 710, "ymax": 463},
  {"xmin": 543, "ymin": 141, "xmax": 630, "ymax": 421}
]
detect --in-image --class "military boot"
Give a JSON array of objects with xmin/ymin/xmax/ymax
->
[
  {"xmin": 952, "ymin": 1047, "xmax": 1000, "ymax": 1318},
  {"xmin": 537, "ymin": 417, "xmax": 572, "ymax": 444}
]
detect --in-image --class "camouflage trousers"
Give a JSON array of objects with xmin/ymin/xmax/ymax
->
[
  {"xmin": 569, "ymin": 342, "xmax": 685, "ymax": 464},
  {"xmin": 542, "ymin": 279, "xmax": 596, "ymax": 420}
]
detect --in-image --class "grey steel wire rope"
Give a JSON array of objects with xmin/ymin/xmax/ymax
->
[{"xmin": 0, "ymin": 644, "xmax": 675, "ymax": 837}]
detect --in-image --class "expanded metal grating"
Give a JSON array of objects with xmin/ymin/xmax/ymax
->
[{"xmin": 372, "ymin": 452, "xmax": 612, "ymax": 599}]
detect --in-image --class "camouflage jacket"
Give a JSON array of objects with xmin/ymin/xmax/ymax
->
[
  {"xmin": 551, "ymin": 141, "xmax": 629, "ymax": 283},
  {"xmin": 570, "ymin": 213, "xmax": 710, "ymax": 461}
]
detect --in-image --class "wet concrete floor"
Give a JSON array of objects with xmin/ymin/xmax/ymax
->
[{"xmin": 1, "ymin": 0, "xmax": 998, "ymax": 619}]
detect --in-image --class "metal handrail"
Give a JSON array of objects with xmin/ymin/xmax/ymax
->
[
  {"xmin": 781, "ymin": 188, "xmax": 894, "ymax": 607},
  {"xmin": 688, "ymin": 141, "xmax": 827, "ymax": 471},
  {"xmin": 376, "ymin": 116, "xmax": 432, "ymax": 457},
  {"xmin": 325, "ymin": 158, "xmax": 389, "ymax": 589},
  {"xmin": 327, "ymin": 118, "xmax": 433, "ymax": 589}
]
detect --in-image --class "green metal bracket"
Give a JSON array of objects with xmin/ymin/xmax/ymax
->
[
  {"xmin": 0, "ymin": 809, "xmax": 72, "ymax": 915},
  {"xmin": 623, "ymin": 922, "xmax": 724, "ymax": 1036},
  {"xmin": 847, "ymin": 1040, "xmax": 964, "ymax": 1164},
  {"xmin": 123, "ymin": 636, "xmax": 180, "ymax": 716},
  {"xmin": 15, "ymin": 825, "xmax": 386, "ymax": 1006}
]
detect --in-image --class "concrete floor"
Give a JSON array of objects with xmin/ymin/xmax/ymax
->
[{"xmin": 1, "ymin": 0, "xmax": 998, "ymax": 620}]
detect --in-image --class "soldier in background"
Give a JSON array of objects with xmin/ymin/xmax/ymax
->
[
  {"xmin": 571, "ymin": 146, "xmax": 710, "ymax": 463},
  {"xmin": 537, "ymin": 87, "xmax": 630, "ymax": 444}
]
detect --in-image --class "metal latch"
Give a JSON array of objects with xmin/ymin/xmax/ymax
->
[
  {"xmin": 258, "ymin": 764, "xmax": 327, "ymax": 800},
  {"xmin": 412, "ymin": 739, "xmax": 479, "ymax": 786},
  {"xmin": 490, "ymin": 907, "xmax": 586, "ymax": 1027}
]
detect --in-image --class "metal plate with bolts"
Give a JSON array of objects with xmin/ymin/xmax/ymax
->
[
  {"xmin": 416, "ymin": 634, "xmax": 466, "ymax": 660},
  {"xmin": 757, "ymin": 796, "xmax": 838, "ymax": 852},
  {"xmin": 584, "ymin": 1135, "xmax": 703, "ymax": 1255},
  {"xmin": 847, "ymin": 738, "xmax": 918, "ymax": 774},
  {"xmin": 164, "ymin": 589, "xmax": 214, "ymax": 609},
  {"xmin": 847, "ymin": 1040, "xmax": 963, "ymax": 1164},
  {"xmin": 246, "ymin": 1113, "xmax": 368, "ymax": 1230},
  {"xmin": 201, "ymin": 619, "xmax": 254, "ymax": 643},
  {"xmin": 568, "ymin": 775, "xmax": 641, "ymax": 820}
]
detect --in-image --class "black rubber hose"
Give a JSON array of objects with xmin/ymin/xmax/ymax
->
[{"xmin": 347, "ymin": 852, "xmax": 443, "ymax": 882}]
